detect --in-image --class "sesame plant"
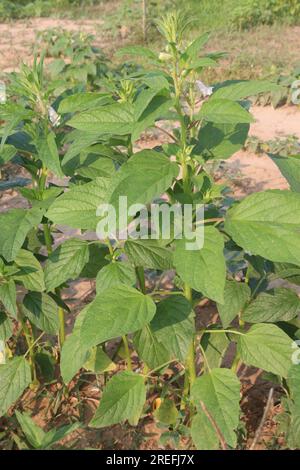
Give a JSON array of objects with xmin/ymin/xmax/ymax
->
[{"xmin": 1, "ymin": 11, "xmax": 300, "ymax": 450}]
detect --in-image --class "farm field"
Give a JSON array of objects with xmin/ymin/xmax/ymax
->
[{"xmin": 0, "ymin": 0, "xmax": 300, "ymax": 453}]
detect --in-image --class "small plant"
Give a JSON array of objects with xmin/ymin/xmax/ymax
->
[
  {"xmin": 254, "ymin": 64, "xmax": 300, "ymax": 108},
  {"xmin": 12, "ymin": 411, "xmax": 80, "ymax": 450},
  {"xmin": 245, "ymin": 134, "xmax": 300, "ymax": 156},
  {"xmin": 1, "ymin": 11, "xmax": 300, "ymax": 450}
]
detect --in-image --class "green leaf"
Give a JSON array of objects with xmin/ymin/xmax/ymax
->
[
  {"xmin": 191, "ymin": 410, "xmax": 219, "ymax": 450},
  {"xmin": 0, "ymin": 312, "xmax": 13, "ymax": 341},
  {"xmin": 15, "ymin": 411, "xmax": 45, "ymax": 449},
  {"xmin": 191, "ymin": 368, "xmax": 240, "ymax": 447},
  {"xmin": 217, "ymin": 280, "xmax": 250, "ymax": 328},
  {"xmin": 37, "ymin": 131, "xmax": 64, "ymax": 178},
  {"xmin": 62, "ymin": 132, "xmax": 111, "ymax": 168},
  {"xmin": 133, "ymin": 325, "xmax": 170, "ymax": 369},
  {"xmin": 90, "ymin": 371, "xmax": 146, "ymax": 428},
  {"xmin": 0, "ymin": 144, "xmax": 17, "ymax": 165},
  {"xmin": 288, "ymin": 365, "xmax": 300, "ymax": 409},
  {"xmin": 242, "ymin": 288, "xmax": 300, "ymax": 323},
  {"xmin": 268, "ymin": 154, "xmax": 300, "ymax": 192},
  {"xmin": 58, "ymin": 92, "xmax": 111, "ymax": 114},
  {"xmin": 46, "ymin": 177, "xmax": 111, "ymax": 230},
  {"xmin": 0, "ymin": 356, "xmax": 31, "ymax": 417},
  {"xmin": 84, "ymin": 346, "xmax": 116, "ymax": 374},
  {"xmin": 96, "ymin": 261, "xmax": 136, "ymax": 293},
  {"xmin": 186, "ymin": 57, "xmax": 217, "ymax": 71},
  {"xmin": 195, "ymin": 122, "xmax": 249, "ymax": 160},
  {"xmin": 79, "ymin": 243, "xmax": 109, "ymax": 278},
  {"xmin": 225, "ymin": 190, "xmax": 300, "ymax": 266},
  {"xmin": 76, "ymin": 156, "xmax": 115, "ymax": 180},
  {"xmin": 174, "ymin": 227, "xmax": 226, "ymax": 303},
  {"xmin": 60, "ymin": 335, "xmax": 88, "ymax": 384},
  {"xmin": 132, "ymin": 94, "xmax": 173, "ymax": 142},
  {"xmin": 13, "ymin": 249, "xmax": 45, "ymax": 292},
  {"xmin": 116, "ymin": 45, "xmax": 158, "ymax": 61},
  {"xmin": 41, "ymin": 422, "xmax": 80, "ymax": 449},
  {"xmin": 151, "ymin": 296, "xmax": 195, "ymax": 362},
  {"xmin": 134, "ymin": 88, "xmax": 166, "ymax": 121},
  {"xmin": 287, "ymin": 412, "xmax": 300, "ymax": 449},
  {"xmin": 0, "ymin": 208, "xmax": 43, "ymax": 262},
  {"xmin": 68, "ymin": 102, "xmax": 135, "ymax": 135},
  {"xmin": 22, "ymin": 292, "xmax": 59, "ymax": 335},
  {"xmin": 212, "ymin": 80, "xmax": 280, "ymax": 101},
  {"xmin": 107, "ymin": 150, "xmax": 178, "ymax": 226},
  {"xmin": 44, "ymin": 239, "xmax": 89, "ymax": 291},
  {"xmin": 185, "ymin": 32, "xmax": 210, "ymax": 59},
  {"xmin": 60, "ymin": 310, "xmax": 89, "ymax": 384},
  {"xmin": 124, "ymin": 239, "xmax": 173, "ymax": 270},
  {"xmin": 237, "ymin": 323, "xmax": 293, "ymax": 377},
  {"xmin": 197, "ymin": 99, "xmax": 254, "ymax": 124},
  {"xmin": 80, "ymin": 285, "xmax": 156, "ymax": 350},
  {"xmin": 201, "ymin": 332, "xmax": 230, "ymax": 369},
  {"xmin": 0, "ymin": 279, "xmax": 17, "ymax": 318},
  {"xmin": 154, "ymin": 398, "xmax": 179, "ymax": 425}
]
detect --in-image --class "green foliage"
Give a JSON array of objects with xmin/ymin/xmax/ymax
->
[
  {"xmin": 0, "ymin": 11, "xmax": 299, "ymax": 451},
  {"xmin": 230, "ymin": 0, "xmax": 300, "ymax": 30},
  {"xmin": 0, "ymin": 0, "xmax": 100, "ymax": 20}
]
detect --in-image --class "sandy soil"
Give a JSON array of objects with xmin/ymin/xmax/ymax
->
[{"xmin": 228, "ymin": 105, "xmax": 300, "ymax": 195}]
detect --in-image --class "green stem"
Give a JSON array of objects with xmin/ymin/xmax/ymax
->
[
  {"xmin": 199, "ymin": 343, "xmax": 211, "ymax": 373},
  {"xmin": 17, "ymin": 304, "xmax": 38, "ymax": 384},
  {"xmin": 186, "ymin": 339, "xmax": 196, "ymax": 386},
  {"xmin": 24, "ymin": 332, "xmax": 45, "ymax": 359},
  {"xmin": 105, "ymin": 238, "xmax": 114, "ymax": 258},
  {"xmin": 38, "ymin": 166, "xmax": 48, "ymax": 192},
  {"xmin": 122, "ymin": 335, "xmax": 132, "ymax": 371},
  {"xmin": 172, "ymin": 53, "xmax": 197, "ymax": 407},
  {"xmin": 42, "ymin": 194, "xmax": 66, "ymax": 348},
  {"xmin": 136, "ymin": 266, "xmax": 146, "ymax": 294},
  {"xmin": 43, "ymin": 223, "xmax": 52, "ymax": 254},
  {"xmin": 231, "ymin": 353, "xmax": 241, "ymax": 373},
  {"xmin": 55, "ymin": 288, "xmax": 65, "ymax": 349},
  {"xmin": 202, "ymin": 328, "xmax": 245, "ymax": 336},
  {"xmin": 150, "ymin": 289, "xmax": 183, "ymax": 297},
  {"xmin": 181, "ymin": 284, "xmax": 196, "ymax": 408}
]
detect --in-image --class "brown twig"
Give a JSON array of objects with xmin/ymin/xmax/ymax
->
[
  {"xmin": 249, "ymin": 387, "xmax": 274, "ymax": 450},
  {"xmin": 200, "ymin": 400, "xmax": 228, "ymax": 450},
  {"xmin": 154, "ymin": 124, "xmax": 178, "ymax": 143}
]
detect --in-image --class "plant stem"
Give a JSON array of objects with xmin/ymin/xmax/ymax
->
[
  {"xmin": 58, "ymin": 306, "xmax": 65, "ymax": 348},
  {"xmin": 17, "ymin": 304, "xmax": 38, "ymax": 384},
  {"xmin": 136, "ymin": 266, "xmax": 146, "ymax": 294},
  {"xmin": 154, "ymin": 124, "xmax": 178, "ymax": 143},
  {"xmin": 122, "ymin": 335, "xmax": 132, "ymax": 371},
  {"xmin": 149, "ymin": 289, "xmax": 183, "ymax": 297},
  {"xmin": 106, "ymin": 238, "xmax": 114, "ymax": 257},
  {"xmin": 43, "ymin": 223, "xmax": 52, "ymax": 254},
  {"xmin": 231, "ymin": 353, "xmax": 241, "ymax": 373},
  {"xmin": 55, "ymin": 288, "xmax": 65, "ymax": 349},
  {"xmin": 181, "ymin": 284, "xmax": 196, "ymax": 408},
  {"xmin": 172, "ymin": 51, "xmax": 197, "ymax": 406},
  {"xmin": 186, "ymin": 338, "xmax": 196, "ymax": 386},
  {"xmin": 199, "ymin": 343, "xmax": 211, "ymax": 373},
  {"xmin": 202, "ymin": 328, "xmax": 245, "ymax": 336},
  {"xmin": 42, "ymin": 200, "xmax": 65, "ymax": 349},
  {"xmin": 24, "ymin": 332, "xmax": 45, "ymax": 359}
]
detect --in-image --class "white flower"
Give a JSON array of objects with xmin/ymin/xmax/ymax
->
[{"xmin": 196, "ymin": 80, "xmax": 213, "ymax": 97}]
